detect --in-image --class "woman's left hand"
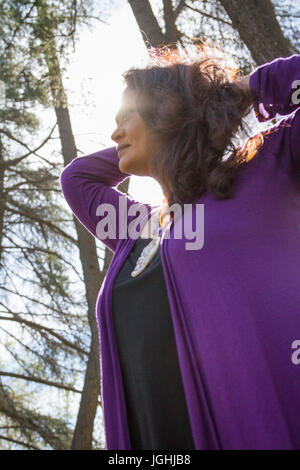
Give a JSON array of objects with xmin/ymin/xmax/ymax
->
[{"xmin": 233, "ymin": 75, "xmax": 252, "ymax": 99}]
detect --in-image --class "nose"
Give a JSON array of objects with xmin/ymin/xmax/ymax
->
[{"xmin": 111, "ymin": 124, "xmax": 123, "ymax": 143}]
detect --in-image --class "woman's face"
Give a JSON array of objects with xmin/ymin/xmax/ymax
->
[{"xmin": 111, "ymin": 88, "xmax": 162, "ymax": 177}]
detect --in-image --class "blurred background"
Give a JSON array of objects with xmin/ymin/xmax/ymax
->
[{"xmin": 0, "ymin": 0, "xmax": 299, "ymax": 450}]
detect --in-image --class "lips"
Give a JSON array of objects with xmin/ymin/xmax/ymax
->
[{"xmin": 117, "ymin": 144, "xmax": 130, "ymax": 155}]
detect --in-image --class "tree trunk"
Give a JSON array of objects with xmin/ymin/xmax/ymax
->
[
  {"xmin": 128, "ymin": 0, "xmax": 178, "ymax": 49},
  {"xmin": 36, "ymin": 4, "xmax": 103, "ymax": 448},
  {"xmin": 0, "ymin": 135, "xmax": 5, "ymax": 267},
  {"xmin": 218, "ymin": 0, "xmax": 295, "ymax": 64},
  {"xmin": 128, "ymin": 0, "xmax": 165, "ymax": 47},
  {"xmin": 53, "ymin": 80, "xmax": 102, "ymax": 452},
  {"xmin": 163, "ymin": 0, "xmax": 178, "ymax": 45}
]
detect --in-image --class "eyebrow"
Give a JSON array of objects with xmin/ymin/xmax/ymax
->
[{"xmin": 115, "ymin": 106, "xmax": 135, "ymax": 124}]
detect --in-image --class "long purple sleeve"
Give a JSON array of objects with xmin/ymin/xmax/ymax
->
[
  {"xmin": 249, "ymin": 54, "xmax": 300, "ymax": 120},
  {"xmin": 249, "ymin": 54, "xmax": 300, "ymax": 170},
  {"xmin": 59, "ymin": 146, "xmax": 152, "ymax": 252}
]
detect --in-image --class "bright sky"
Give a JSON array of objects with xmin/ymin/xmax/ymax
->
[{"xmin": 65, "ymin": 0, "xmax": 164, "ymax": 206}]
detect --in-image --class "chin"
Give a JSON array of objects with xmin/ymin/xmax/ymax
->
[
  {"xmin": 118, "ymin": 157, "xmax": 132, "ymax": 175},
  {"xmin": 119, "ymin": 155, "xmax": 149, "ymax": 177}
]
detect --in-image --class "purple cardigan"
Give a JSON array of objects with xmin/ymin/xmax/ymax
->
[{"xmin": 60, "ymin": 55, "xmax": 300, "ymax": 450}]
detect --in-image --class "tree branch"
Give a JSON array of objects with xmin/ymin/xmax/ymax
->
[
  {"xmin": 5, "ymin": 201, "xmax": 78, "ymax": 246},
  {"xmin": 0, "ymin": 434, "xmax": 40, "ymax": 450},
  {"xmin": 0, "ymin": 372, "xmax": 103, "ymax": 408},
  {"xmin": 0, "ymin": 316, "xmax": 88, "ymax": 356},
  {"xmin": 0, "ymin": 371, "xmax": 83, "ymax": 395},
  {"xmin": 185, "ymin": 2, "xmax": 232, "ymax": 26},
  {"xmin": 174, "ymin": 0, "xmax": 186, "ymax": 19},
  {"xmin": 1, "ymin": 123, "xmax": 57, "ymax": 169}
]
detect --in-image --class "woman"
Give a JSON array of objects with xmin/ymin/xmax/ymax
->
[{"xmin": 60, "ymin": 50, "xmax": 300, "ymax": 450}]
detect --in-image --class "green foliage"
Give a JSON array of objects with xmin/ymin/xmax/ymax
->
[{"xmin": 0, "ymin": 0, "xmax": 98, "ymax": 450}]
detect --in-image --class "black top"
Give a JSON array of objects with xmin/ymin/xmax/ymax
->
[{"xmin": 112, "ymin": 236, "xmax": 195, "ymax": 450}]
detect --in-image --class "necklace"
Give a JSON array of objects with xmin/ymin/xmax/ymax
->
[{"xmin": 131, "ymin": 207, "xmax": 167, "ymax": 278}]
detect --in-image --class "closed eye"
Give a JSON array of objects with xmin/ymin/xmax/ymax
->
[{"xmin": 116, "ymin": 107, "xmax": 135, "ymax": 124}]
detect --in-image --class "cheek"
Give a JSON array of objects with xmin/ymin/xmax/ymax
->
[{"xmin": 131, "ymin": 136, "xmax": 148, "ymax": 159}]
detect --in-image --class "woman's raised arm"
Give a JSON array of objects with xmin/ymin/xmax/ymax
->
[
  {"xmin": 60, "ymin": 146, "xmax": 152, "ymax": 253},
  {"xmin": 235, "ymin": 55, "xmax": 300, "ymax": 172},
  {"xmin": 248, "ymin": 54, "xmax": 300, "ymax": 122}
]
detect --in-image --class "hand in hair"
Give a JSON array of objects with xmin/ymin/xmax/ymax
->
[{"xmin": 232, "ymin": 75, "xmax": 252, "ymax": 106}]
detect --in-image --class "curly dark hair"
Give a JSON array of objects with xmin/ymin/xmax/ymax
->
[{"xmin": 123, "ymin": 47, "xmax": 262, "ymax": 206}]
